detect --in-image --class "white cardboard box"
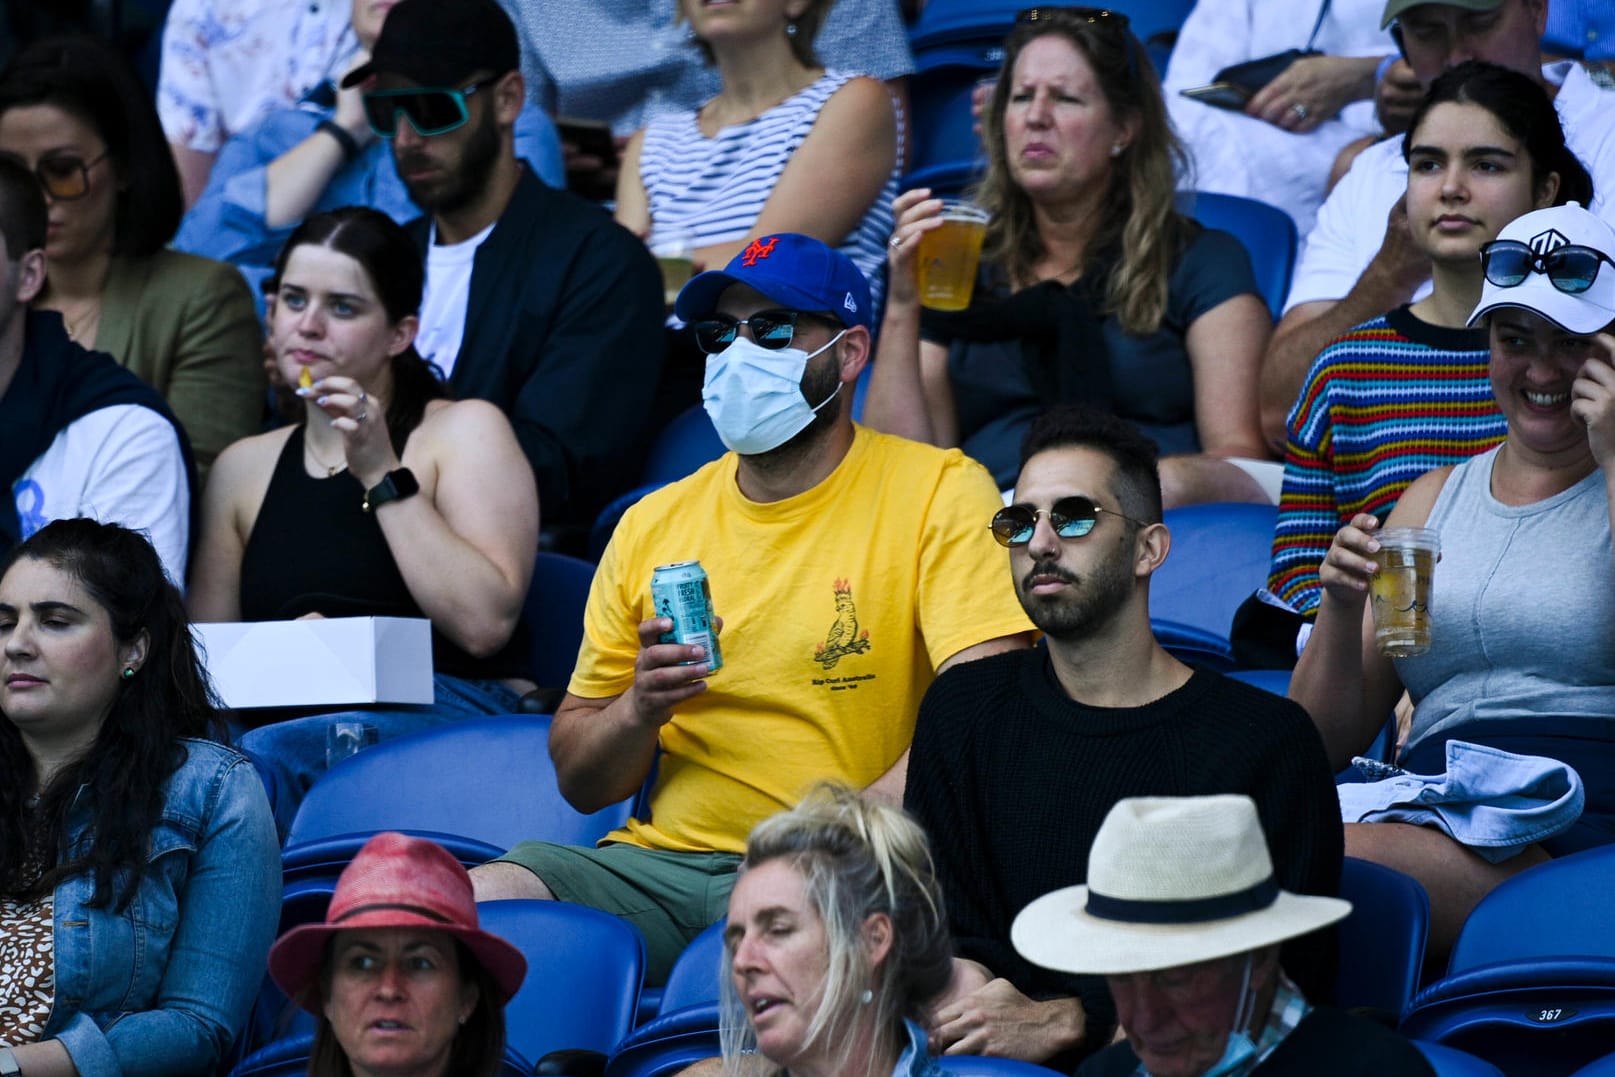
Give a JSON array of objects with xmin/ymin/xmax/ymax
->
[{"xmin": 193, "ymin": 617, "xmax": 435, "ymax": 709}]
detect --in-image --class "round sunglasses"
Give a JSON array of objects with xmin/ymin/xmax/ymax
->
[
  {"xmin": 1480, "ymin": 239, "xmax": 1615, "ymax": 296},
  {"xmin": 989, "ymin": 495, "xmax": 1148, "ymax": 547}
]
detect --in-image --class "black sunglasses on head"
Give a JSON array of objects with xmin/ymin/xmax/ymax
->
[
  {"xmin": 1480, "ymin": 240, "xmax": 1615, "ymax": 296},
  {"xmin": 690, "ymin": 309, "xmax": 840, "ymax": 355},
  {"xmin": 362, "ymin": 74, "xmax": 502, "ymax": 138},
  {"xmin": 989, "ymin": 495, "xmax": 1147, "ymax": 547}
]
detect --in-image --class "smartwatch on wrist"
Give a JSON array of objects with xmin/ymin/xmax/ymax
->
[
  {"xmin": 0, "ymin": 1046, "xmax": 22, "ymax": 1075},
  {"xmin": 362, "ymin": 467, "xmax": 420, "ymax": 513}
]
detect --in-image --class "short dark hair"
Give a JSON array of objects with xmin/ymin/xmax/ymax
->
[
  {"xmin": 0, "ymin": 154, "xmax": 45, "ymax": 259},
  {"xmin": 1019, "ymin": 406, "xmax": 1163, "ymax": 524},
  {"xmin": 1403, "ymin": 60, "xmax": 1594, "ymax": 208},
  {"xmin": 0, "ymin": 35, "xmax": 184, "ymax": 256}
]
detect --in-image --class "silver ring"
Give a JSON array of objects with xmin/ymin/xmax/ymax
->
[
  {"xmin": 358, "ymin": 390, "xmax": 368, "ymax": 403},
  {"xmin": 356, "ymin": 407, "xmax": 368, "ymax": 423},
  {"xmin": 1290, "ymin": 103, "xmax": 1310, "ymax": 121},
  {"xmin": 889, "ymin": 234, "xmax": 903, "ymax": 249}
]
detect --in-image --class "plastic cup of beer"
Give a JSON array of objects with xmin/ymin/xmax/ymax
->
[
  {"xmin": 917, "ymin": 200, "xmax": 990, "ymax": 312},
  {"xmin": 1370, "ymin": 527, "xmax": 1439, "ymax": 658},
  {"xmin": 651, "ymin": 227, "xmax": 696, "ymax": 308}
]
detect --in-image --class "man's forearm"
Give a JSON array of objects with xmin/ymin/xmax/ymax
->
[{"xmin": 550, "ymin": 695, "xmax": 662, "ymax": 812}]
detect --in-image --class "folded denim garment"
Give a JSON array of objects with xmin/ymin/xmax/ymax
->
[{"xmin": 1338, "ymin": 740, "xmax": 1585, "ymax": 863}]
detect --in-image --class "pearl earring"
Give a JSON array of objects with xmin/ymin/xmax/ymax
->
[
  {"xmin": 860, "ymin": 988, "xmax": 873, "ymax": 1005},
  {"xmin": 1110, "ymin": 143, "xmax": 1124, "ymax": 157}
]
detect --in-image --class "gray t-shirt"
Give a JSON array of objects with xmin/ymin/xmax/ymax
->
[{"xmin": 503, "ymin": 0, "xmax": 914, "ymax": 135}]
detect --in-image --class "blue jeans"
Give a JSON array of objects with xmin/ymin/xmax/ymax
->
[{"xmin": 238, "ymin": 673, "xmax": 523, "ymax": 839}]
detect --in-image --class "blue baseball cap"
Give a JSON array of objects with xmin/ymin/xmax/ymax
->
[{"xmin": 674, "ymin": 233, "xmax": 872, "ymax": 330}]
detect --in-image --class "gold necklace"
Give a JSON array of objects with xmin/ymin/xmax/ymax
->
[{"xmin": 305, "ymin": 436, "xmax": 348, "ymax": 477}]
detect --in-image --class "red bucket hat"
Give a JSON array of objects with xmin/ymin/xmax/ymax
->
[{"xmin": 269, "ymin": 832, "xmax": 527, "ymax": 1011}]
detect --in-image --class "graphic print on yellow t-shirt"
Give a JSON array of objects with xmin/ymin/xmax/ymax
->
[{"xmin": 813, "ymin": 577, "xmax": 871, "ymax": 669}]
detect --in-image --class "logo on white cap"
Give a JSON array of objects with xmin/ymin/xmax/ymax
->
[{"xmin": 1530, "ymin": 228, "xmax": 1570, "ymax": 256}]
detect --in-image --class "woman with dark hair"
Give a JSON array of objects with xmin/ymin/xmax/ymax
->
[
  {"xmin": 269, "ymin": 832, "xmax": 527, "ymax": 1077},
  {"xmin": 721, "ymin": 784, "xmax": 952, "ymax": 1077},
  {"xmin": 0, "ymin": 518, "xmax": 279, "ymax": 1077},
  {"xmin": 189, "ymin": 206, "xmax": 539, "ymax": 835},
  {"xmin": 864, "ymin": 8, "xmax": 1272, "ymax": 506},
  {"xmin": 0, "ymin": 35, "xmax": 264, "ymax": 478},
  {"xmin": 1266, "ymin": 60, "xmax": 1592, "ymax": 628}
]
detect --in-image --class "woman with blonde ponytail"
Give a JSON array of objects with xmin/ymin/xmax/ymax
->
[
  {"xmin": 864, "ymin": 9, "xmax": 1273, "ymax": 507},
  {"xmin": 721, "ymin": 784, "xmax": 952, "ymax": 1077}
]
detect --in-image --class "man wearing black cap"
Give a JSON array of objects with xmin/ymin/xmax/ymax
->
[
  {"xmin": 471, "ymin": 234, "xmax": 1033, "ymax": 986},
  {"xmin": 344, "ymin": 0, "xmax": 665, "ymax": 535}
]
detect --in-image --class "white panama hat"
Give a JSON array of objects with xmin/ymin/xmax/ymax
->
[
  {"xmin": 1012, "ymin": 795, "xmax": 1351, "ymax": 976},
  {"xmin": 1468, "ymin": 203, "xmax": 1615, "ymax": 335}
]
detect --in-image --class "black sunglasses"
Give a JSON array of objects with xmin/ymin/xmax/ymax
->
[
  {"xmin": 690, "ymin": 309, "xmax": 839, "ymax": 355},
  {"xmin": 0, "ymin": 149, "xmax": 109, "ymax": 201},
  {"xmin": 1480, "ymin": 240, "xmax": 1615, "ymax": 296},
  {"xmin": 1016, "ymin": 6, "xmax": 1130, "ymax": 30},
  {"xmin": 989, "ymin": 495, "xmax": 1147, "ymax": 547},
  {"xmin": 362, "ymin": 74, "xmax": 501, "ymax": 138}
]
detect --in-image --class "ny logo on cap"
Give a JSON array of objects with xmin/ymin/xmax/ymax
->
[
  {"xmin": 741, "ymin": 237, "xmax": 778, "ymax": 266},
  {"xmin": 1530, "ymin": 228, "xmax": 1570, "ymax": 256}
]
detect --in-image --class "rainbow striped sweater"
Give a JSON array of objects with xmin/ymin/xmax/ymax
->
[{"xmin": 1268, "ymin": 306, "xmax": 1505, "ymax": 616}]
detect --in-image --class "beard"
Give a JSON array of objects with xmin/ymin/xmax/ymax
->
[
  {"xmin": 741, "ymin": 342, "xmax": 844, "ymax": 468},
  {"xmin": 397, "ymin": 105, "xmax": 502, "ymax": 216},
  {"xmin": 1014, "ymin": 545, "xmax": 1133, "ymax": 642}
]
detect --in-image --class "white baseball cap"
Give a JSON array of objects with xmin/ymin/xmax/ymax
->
[{"xmin": 1468, "ymin": 203, "xmax": 1615, "ymax": 335}]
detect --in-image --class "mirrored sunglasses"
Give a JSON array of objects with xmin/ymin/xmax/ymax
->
[
  {"xmin": 989, "ymin": 495, "xmax": 1146, "ymax": 547},
  {"xmin": 362, "ymin": 75, "xmax": 501, "ymax": 139},
  {"xmin": 1481, "ymin": 239, "xmax": 1615, "ymax": 297},
  {"xmin": 690, "ymin": 309, "xmax": 836, "ymax": 355}
]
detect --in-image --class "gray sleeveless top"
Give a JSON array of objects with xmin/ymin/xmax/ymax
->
[{"xmin": 1400, "ymin": 445, "xmax": 1615, "ymax": 753}]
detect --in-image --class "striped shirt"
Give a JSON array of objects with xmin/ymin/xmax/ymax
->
[
  {"xmin": 1268, "ymin": 306, "xmax": 1505, "ymax": 616},
  {"xmin": 639, "ymin": 70, "xmax": 899, "ymax": 308}
]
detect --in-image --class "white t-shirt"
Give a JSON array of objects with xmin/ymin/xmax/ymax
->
[
  {"xmin": 415, "ymin": 221, "xmax": 497, "ymax": 380},
  {"xmin": 13, "ymin": 406, "xmax": 191, "ymax": 584},
  {"xmin": 1163, "ymin": 0, "xmax": 1390, "ymax": 236},
  {"xmin": 1286, "ymin": 62, "xmax": 1615, "ymax": 312}
]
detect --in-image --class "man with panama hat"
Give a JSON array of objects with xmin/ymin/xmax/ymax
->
[{"xmin": 1014, "ymin": 796, "xmax": 1433, "ymax": 1077}]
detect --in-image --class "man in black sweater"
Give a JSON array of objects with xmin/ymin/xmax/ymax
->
[{"xmin": 904, "ymin": 406, "xmax": 1343, "ymax": 1070}]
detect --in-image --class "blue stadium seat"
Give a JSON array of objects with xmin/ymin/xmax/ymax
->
[
  {"xmin": 624, "ymin": 919, "xmax": 727, "ymax": 1044},
  {"xmin": 1570, "ymin": 1051, "xmax": 1615, "ymax": 1076},
  {"xmin": 939, "ymin": 1061, "xmax": 1069, "ymax": 1076},
  {"xmin": 1150, "ymin": 502, "xmax": 1277, "ymax": 670},
  {"xmin": 526, "ymin": 552, "xmax": 596, "ymax": 690},
  {"xmin": 479, "ymin": 899, "xmax": 646, "ymax": 1071},
  {"xmin": 281, "ymin": 714, "xmax": 633, "ymax": 884},
  {"xmin": 644, "ymin": 404, "xmax": 727, "ymax": 486},
  {"xmin": 909, "ymin": 0, "xmax": 1194, "ymax": 72},
  {"xmin": 1176, "ymin": 191, "xmax": 1298, "ymax": 320},
  {"xmin": 229, "ymin": 1031, "xmax": 533, "ymax": 1076},
  {"xmin": 1337, "ymin": 858, "xmax": 1430, "ymax": 1021},
  {"xmin": 1400, "ymin": 846, "xmax": 1615, "ymax": 1074},
  {"xmin": 1416, "ymin": 1042, "xmax": 1506, "ymax": 1076}
]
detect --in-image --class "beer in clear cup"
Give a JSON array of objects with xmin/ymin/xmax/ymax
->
[
  {"xmin": 651, "ymin": 227, "xmax": 696, "ymax": 308},
  {"xmin": 1370, "ymin": 527, "xmax": 1439, "ymax": 658},
  {"xmin": 917, "ymin": 201, "xmax": 990, "ymax": 312}
]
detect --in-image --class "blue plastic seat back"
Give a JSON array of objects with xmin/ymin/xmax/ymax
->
[
  {"xmin": 1176, "ymin": 190, "xmax": 1297, "ymax": 320},
  {"xmin": 910, "ymin": 0, "xmax": 1194, "ymax": 69},
  {"xmin": 478, "ymin": 899, "xmax": 646, "ymax": 1066},
  {"xmin": 525, "ymin": 551, "xmax": 596, "ymax": 690},
  {"xmin": 907, "ymin": 67, "xmax": 989, "ymax": 185},
  {"xmin": 644, "ymin": 404, "xmax": 727, "ymax": 486},
  {"xmin": 1337, "ymin": 858, "xmax": 1430, "ymax": 1020},
  {"xmin": 283, "ymin": 714, "xmax": 632, "ymax": 859},
  {"xmin": 1150, "ymin": 502, "xmax": 1277, "ymax": 667},
  {"xmin": 1449, "ymin": 845, "xmax": 1615, "ymax": 972},
  {"xmin": 1570, "ymin": 1051, "xmax": 1615, "ymax": 1076},
  {"xmin": 1415, "ymin": 1041, "xmax": 1506, "ymax": 1076},
  {"xmin": 590, "ymin": 481, "xmax": 669, "ymax": 562}
]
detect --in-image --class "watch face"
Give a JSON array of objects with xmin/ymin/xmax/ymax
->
[{"xmin": 391, "ymin": 468, "xmax": 420, "ymax": 498}]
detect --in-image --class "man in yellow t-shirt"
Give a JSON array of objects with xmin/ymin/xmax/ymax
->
[{"xmin": 471, "ymin": 233, "xmax": 1033, "ymax": 981}]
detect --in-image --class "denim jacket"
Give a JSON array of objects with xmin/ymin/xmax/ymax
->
[{"xmin": 43, "ymin": 738, "xmax": 281, "ymax": 1077}]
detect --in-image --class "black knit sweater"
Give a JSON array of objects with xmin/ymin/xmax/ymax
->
[{"xmin": 904, "ymin": 648, "xmax": 1344, "ymax": 1057}]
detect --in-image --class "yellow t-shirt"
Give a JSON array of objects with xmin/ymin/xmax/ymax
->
[{"xmin": 570, "ymin": 425, "xmax": 1033, "ymax": 854}]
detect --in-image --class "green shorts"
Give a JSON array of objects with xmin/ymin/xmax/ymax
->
[{"xmin": 493, "ymin": 841, "xmax": 741, "ymax": 984}]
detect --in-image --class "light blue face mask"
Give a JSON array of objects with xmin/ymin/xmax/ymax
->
[
  {"xmin": 1199, "ymin": 955, "xmax": 1259, "ymax": 1077},
  {"xmin": 701, "ymin": 331, "xmax": 845, "ymax": 456}
]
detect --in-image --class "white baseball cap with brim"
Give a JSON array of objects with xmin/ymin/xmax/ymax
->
[
  {"xmin": 1468, "ymin": 203, "xmax": 1615, "ymax": 335},
  {"xmin": 1012, "ymin": 795, "xmax": 1351, "ymax": 976}
]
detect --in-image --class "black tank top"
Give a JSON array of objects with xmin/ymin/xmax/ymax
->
[{"xmin": 238, "ymin": 427, "xmax": 529, "ymax": 681}]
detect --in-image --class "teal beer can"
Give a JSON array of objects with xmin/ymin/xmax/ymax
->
[{"xmin": 651, "ymin": 561, "xmax": 722, "ymax": 672}]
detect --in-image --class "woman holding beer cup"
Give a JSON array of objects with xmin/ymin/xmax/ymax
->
[
  {"xmin": 1291, "ymin": 201, "xmax": 1615, "ymax": 958},
  {"xmin": 864, "ymin": 7, "xmax": 1272, "ymax": 505}
]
